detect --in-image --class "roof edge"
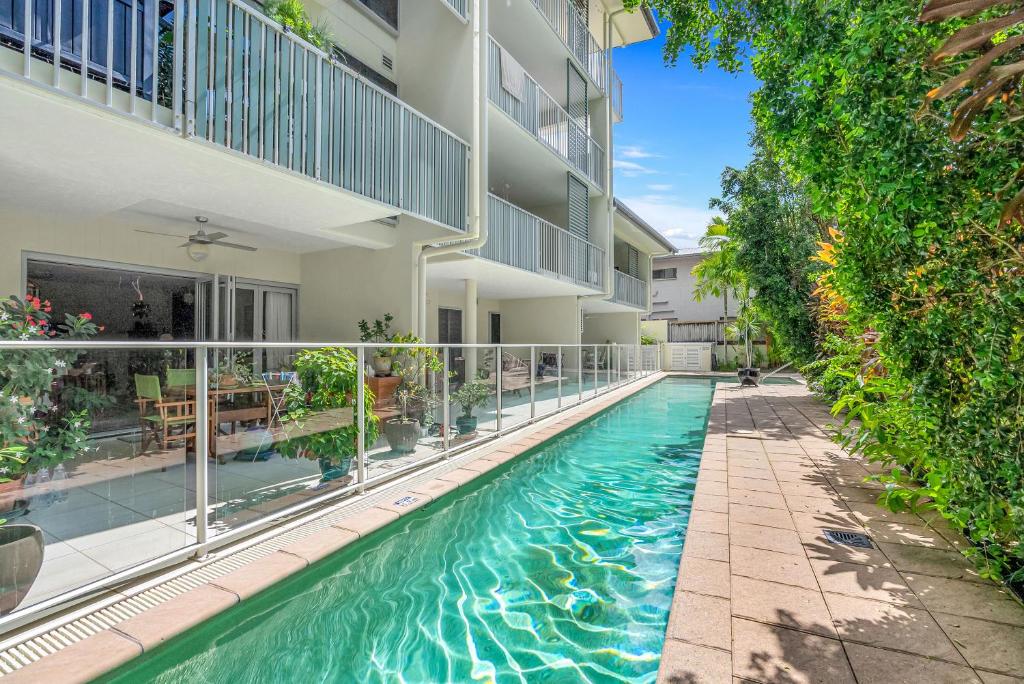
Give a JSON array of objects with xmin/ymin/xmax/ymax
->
[
  {"xmin": 642, "ymin": 6, "xmax": 660, "ymax": 38},
  {"xmin": 614, "ymin": 198, "xmax": 677, "ymax": 254}
]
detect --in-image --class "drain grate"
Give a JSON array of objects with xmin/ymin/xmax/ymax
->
[{"xmin": 823, "ymin": 529, "xmax": 874, "ymax": 548}]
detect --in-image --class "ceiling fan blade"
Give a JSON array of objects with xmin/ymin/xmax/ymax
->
[
  {"xmin": 177, "ymin": 242, "xmax": 194, "ymax": 248},
  {"xmin": 135, "ymin": 229, "xmax": 187, "ymax": 239},
  {"xmin": 202, "ymin": 231, "xmax": 229, "ymax": 242},
  {"xmin": 214, "ymin": 241, "xmax": 258, "ymax": 252}
]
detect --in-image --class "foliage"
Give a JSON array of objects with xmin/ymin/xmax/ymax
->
[
  {"xmin": 450, "ymin": 382, "xmax": 490, "ymax": 418},
  {"xmin": 918, "ymin": 0, "xmax": 1024, "ymax": 225},
  {"xmin": 389, "ymin": 333, "xmax": 444, "ymax": 423},
  {"xmin": 650, "ymin": 0, "xmax": 1024, "ymax": 581},
  {"xmin": 264, "ymin": 0, "xmax": 335, "ymax": 52},
  {"xmin": 278, "ymin": 347, "xmax": 378, "ymax": 471},
  {"xmin": 210, "ymin": 351, "xmax": 255, "ymax": 388},
  {"xmin": 711, "ymin": 146, "xmax": 823, "ymax": 365},
  {"xmin": 640, "ymin": 334, "xmax": 659, "ymax": 346},
  {"xmin": 724, "ymin": 292, "xmax": 765, "ymax": 369},
  {"xmin": 0, "ymin": 296, "xmax": 101, "ymax": 478},
  {"xmin": 691, "ymin": 216, "xmax": 747, "ymax": 365},
  {"xmin": 358, "ymin": 313, "xmax": 396, "ymax": 359}
]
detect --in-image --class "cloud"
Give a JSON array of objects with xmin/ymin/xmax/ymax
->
[
  {"xmin": 647, "ymin": 183, "xmax": 673, "ymax": 192},
  {"xmin": 613, "ymin": 159, "xmax": 658, "ymax": 177},
  {"xmin": 619, "ymin": 145, "xmax": 661, "ymax": 159},
  {"xmin": 618, "ymin": 195, "xmax": 717, "ymax": 249}
]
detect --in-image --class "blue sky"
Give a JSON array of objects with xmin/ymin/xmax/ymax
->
[{"xmin": 612, "ymin": 26, "xmax": 758, "ymax": 248}]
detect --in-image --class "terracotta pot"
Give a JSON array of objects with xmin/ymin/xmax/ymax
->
[{"xmin": 0, "ymin": 524, "xmax": 43, "ymax": 615}]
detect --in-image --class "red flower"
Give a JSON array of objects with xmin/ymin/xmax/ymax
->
[{"xmin": 80, "ymin": 312, "xmax": 92, "ymax": 321}]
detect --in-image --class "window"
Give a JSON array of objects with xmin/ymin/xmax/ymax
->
[
  {"xmin": 357, "ymin": 0, "xmax": 397, "ymax": 31},
  {"xmin": 653, "ymin": 268, "xmax": 677, "ymax": 280}
]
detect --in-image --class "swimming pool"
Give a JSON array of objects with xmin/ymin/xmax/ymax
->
[{"xmin": 101, "ymin": 377, "xmax": 715, "ymax": 683}]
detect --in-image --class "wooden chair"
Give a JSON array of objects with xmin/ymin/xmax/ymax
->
[{"xmin": 134, "ymin": 374, "xmax": 196, "ymax": 452}]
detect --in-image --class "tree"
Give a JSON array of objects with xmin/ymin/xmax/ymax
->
[
  {"xmin": 634, "ymin": 0, "xmax": 1024, "ymax": 581},
  {"xmin": 711, "ymin": 142, "xmax": 823, "ymax": 365},
  {"xmin": 691, "ymin": 216, "xmax": 744, "ymax": 365}
]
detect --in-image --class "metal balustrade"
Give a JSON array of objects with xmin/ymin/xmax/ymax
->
[
  {"xmin": 0, "ymin": 338, "xmax": 658, "ymax": 632},
  {"xmin": 613, "ymin": 270, "xmax": 647, "ymax": 309},
  {"xmin": 441, "ymin": 0, "xmax": 468, "ymax": 20},
  {"xmin": 471, "ymin": 195, "xmax": 605, "ymax": 290},
  {"xmin": 531, "ymin": 0, "xmax": 606, "ymax": 91},
  {"xmin": 487, "ymin": 37, "xmax": 606, "ymax": 191},
  {"xmin": 611, "ymin": 68, "xmax": 623, "ymax": 122},
  {"xmin": 0, "ymin": 0, "xmax": 469, "ymax": 231}
]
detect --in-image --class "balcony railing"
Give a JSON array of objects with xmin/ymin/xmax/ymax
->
[
  {"xmin": 0, "ymin": 0, "xmax": 469, "ymax": 231},
  {"xmin": 531, "ymin": 0, "xmax": 606, "ymax": 90},
  {"xmin": 611, "ymin": 69, "xmax": 623, "ymax": 122},
  {"xmin": 613, "ymin": 270, "xmax": 647, "ymax": 309},
  {"xmin": 471, "ymin": 195, "xmax": 606, "ymax": 290},
  {"xmin": 488, "ymin": 38, "xmax": 605, "ymax": 190},
  {"xmin": 441, "ymin": 0, "xmax": 469, "ymax": 19}
]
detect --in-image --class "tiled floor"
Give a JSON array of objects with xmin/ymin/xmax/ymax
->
[{"xmin": 658, "ymin": 381, "xmax": 1024, "ymax": 684}]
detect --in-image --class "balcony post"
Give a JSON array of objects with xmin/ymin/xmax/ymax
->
[
  {"xmin": 194, "ymin": 345, "xmax": 209, "ymax": 554},
  {"xmin": 357, "ymin": 346, "xmax": 366, "ymax": 492}
]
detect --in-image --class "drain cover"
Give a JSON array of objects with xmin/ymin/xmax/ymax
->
[{"xmin": 823, "ymin": 529, "xmax": 873, "ymax": 548}]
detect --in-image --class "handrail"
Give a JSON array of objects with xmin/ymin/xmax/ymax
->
[
  {"xmin": 473, "ymin": 194, "xmax": 606, "ymax": 290},
  {"xmin": 1, "ymin": 0, "xmax": 470, "ymax": 231},
  {"xmin": 487, "ymin": 37, "xmax": 606, "ymax": 190},
  {"xmin": 613, "ymin": 270, "xmax": 647, "ymax": 308},
  {"xmin": 531, "ymin": 0, "xmax": 606, "ymax": 90}
]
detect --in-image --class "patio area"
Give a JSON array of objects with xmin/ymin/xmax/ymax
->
[{"xmin": 659, "ymin": 380, "xmax": 1024, "ymax": 683}]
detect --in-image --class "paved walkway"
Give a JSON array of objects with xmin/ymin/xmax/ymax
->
[{"xmin": 658, "ymin": 380, "xmax": 1024, "ymax": 684}]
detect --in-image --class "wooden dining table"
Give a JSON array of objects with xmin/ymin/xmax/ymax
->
[{"xmin": 185, "ymin": 383, "xmax": 287, "ymax": 461}]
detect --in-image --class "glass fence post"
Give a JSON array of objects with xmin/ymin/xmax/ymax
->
[
  {"xmin": 443, "ymin": 346, "xmax": 451, "ymax": 453},
  {"xmin": 529, "ymin": 346, "xmax": 536, "ymax": 419},
  {"xmin": 606, "ymin": 345, "xmax": 612, "ymax": 389},
  {"xmin": 357, "ymin": 346, "xmax": 366, "ymax": 492},
  {"xmin": 578, "ymin": 346, "xmax": 583, "ymax": 403},
  {"xmin": 495, "ymin": 345, "xmax": 503, "ymax": 431},
  {"xmin": 593, "ymin": 345, "xmax": 598, "ymax": 396},
  {"xmin": 556, "ymin": 344, "xmax": 562, "ymax": 408},
  {"xmin": 194, "ymin": 344, "xmax": 209, "ymax": 553}
]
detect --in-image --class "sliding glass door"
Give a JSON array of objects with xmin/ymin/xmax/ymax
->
[{"xmin": 196, "ymin": 275, "xmax": 297, "ymax": 370}]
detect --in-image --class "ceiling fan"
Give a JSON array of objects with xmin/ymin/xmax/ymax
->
[{"xmin": 134, "ymin": 216, "xmax": 257, "ymax": 261}]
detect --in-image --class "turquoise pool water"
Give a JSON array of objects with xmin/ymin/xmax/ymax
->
[{"xmin": 101, "ymin": 377, "xmax": 715, "ymax": 683}]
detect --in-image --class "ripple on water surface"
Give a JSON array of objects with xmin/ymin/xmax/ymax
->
[{"xmin": 100, "ymin": 377, "xmax": 715, "ymax": 684}]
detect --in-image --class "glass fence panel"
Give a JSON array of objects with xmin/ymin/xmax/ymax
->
[
  {"xmin": 0, "ymin": 341, "xmax": 196, "ymax": 614},
  {"xmin": 364, "ymin": 344, "xmax": 445, "ymax": 482},
  {"xmin": 532, "ymin": 346, "xmax": 563, "ymax": 417},
  {"xmin": 207, "ymin": 346, "xmax": 358, "ymax": 535},
  {"xmin": 559, "ymin": 346, "xmax": 583, "ymax": 406},
  {"xmin": 498, "ymin": 346, "xmax": 532, "ymax": 432},
  {"xmin": 451, "ymin": 346, "xmax": 499, "ymax": 444}
]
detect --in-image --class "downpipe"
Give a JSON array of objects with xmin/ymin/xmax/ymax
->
[{"xmin": 416, "ymin": 0, "xmax": 488, "ymax": 338}]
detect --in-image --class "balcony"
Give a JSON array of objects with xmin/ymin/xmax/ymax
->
[
  {"xmin": 531, "ymin": 0, "xmax": 606, "ymax": 91},
  {"xmin": 469, "ymin": 194, "xmax": 605, "ymax": 290},
  {"xmin": 440, "ymin": 0, "xmax": 468, "ymax": 20},
  {"xmin": 0, "ymin": 0, "xmax": 469, "ymax": 232},
  {"xmin": 611, "ymin": 68, "xmax": 623, "ymax": 122},
  {"xmin": 487, "ymin": 38, "xmax": 605, "ymax": 191},
  {"xmin": 612, "ymin": 270, "xmax": 647, "ymax": 309}
]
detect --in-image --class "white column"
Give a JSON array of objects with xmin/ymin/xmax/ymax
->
[{"xmin": 465, "ymin": 278, "xmax": 478, "ymax": 380}]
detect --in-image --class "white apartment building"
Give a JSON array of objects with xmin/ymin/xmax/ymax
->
[
  {"xmin": 0, "ymin": 0, "xmax": 661, "ymax": 350},
  {"xmin": 646, "ymin": 250, "xmax": 728, "ymax": 323}
]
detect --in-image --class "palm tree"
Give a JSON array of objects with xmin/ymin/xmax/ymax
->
[{"xmin": 692, "ymin": 216, "xmax": 746, "ymax": 366}]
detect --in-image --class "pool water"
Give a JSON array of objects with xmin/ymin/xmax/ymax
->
[{"xmin": 101, "ymin": 377, "xmax": 715, "ymax": 683}]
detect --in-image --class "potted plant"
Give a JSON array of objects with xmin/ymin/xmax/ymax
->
[
  {"xmin": 727, "ymin": 293, "xmax": 765, "ymax": 387},
  {"xmin": 209, "ymin": 351, "xmax": 255, "ymax": 388},
  {"xmin": 358, "ymin": 313, "xmax": 396, "ymax": 376},
  {"xmin": 277, "ymin": 347, "xmax": 378, "ymax": 482},
  {"xmin": 382, "ymin": 334, "xmax": 442, "ymax": 453},
  {"xmin": 450, "ymin": 382, "xmax": 490, "ymax": 435},
  {"xmin": 0, "ymin": 295, "xmax": 101, "ymax": 614}
]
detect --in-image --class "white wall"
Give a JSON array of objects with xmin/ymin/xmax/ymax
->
[
  {"xmin": 582, "ymin": 312, "xmax": 639, "ymax": 345},
  {"xmin": 498, "ymin": 296, "xmax": 579, "ymax": 345},
  {"xmin": 424, "ymin": 286, "xmax": 499, "ymax": 344},
  {"xmin": 299, "ymin": 241, "xmax": 417, "ymax": 340},
  {"xmin": 307, "ymin": 0, "xmax": 398, "ymax": 84},
  {"xmin": 648, "ymin": 253, "xmax": 727, "ymax": 322}
]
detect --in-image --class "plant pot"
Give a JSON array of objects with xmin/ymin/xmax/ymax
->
[
  {"xmin": 318, "ymin": 456, "xmax": 353, "ymax": 482},
  {"xmin": 738, "ymin": 367, "xmax": 760, "ymax": 387},
  {"xmin": 372, "ymin": 355, "xmax": 392, "ymax": 376},
  {"xmin": 0, "ymin": 524, "xmax": 43, "ymax": 615},
  {"xmin": 455, "ymin": 414, "xmax": 478, "ymax": 435},
  {"xmin": 383, "ymin": 418, "xmax": 420, "ymax": 453},
  {"xmin": 216, "ymin": 373, "xmax": 238, "ymax": 388}
]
